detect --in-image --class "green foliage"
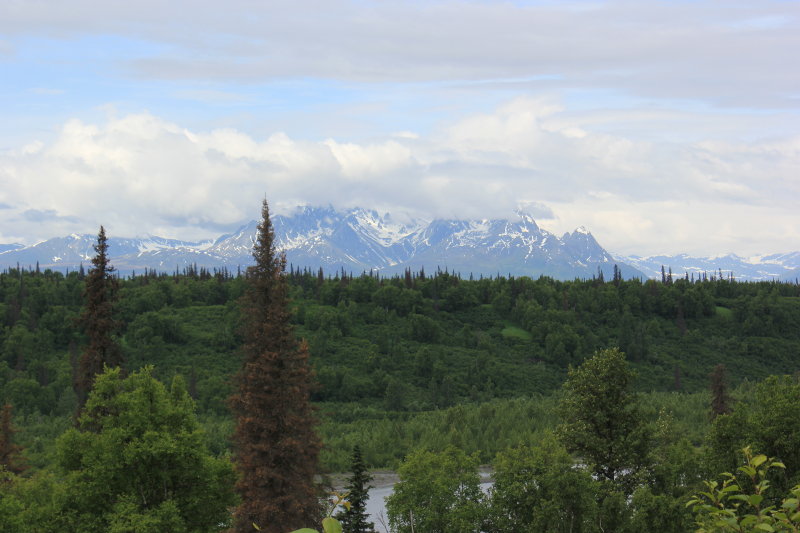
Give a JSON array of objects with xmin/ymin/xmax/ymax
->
[
  {"xmin": 688, "ymin": 447, "xmax": 800, "ymax": 532},
  {"xmin": 3, "ymin": 267, "xmax": 800, "ymax": 425},
  {"xmin": 386, "ymin": 446, "xmax": 486, "ymax": 533},
  {"xmin": 1, "ymin": 266, "xmax": 800, "ymax": 484},
  {"xmin": 1, "ymin": 264, "xmax": 800, "ymax": 530},
  {"xmin": 499, "ymin": 322, "xmax": 532, "ymax": 341},
  {"xmin": 285, "ymin": 492, "xmax": 348, "ymax": 533},
  {"xmin": 319, "ymin": 396, "xmax": 561, "ymax": 470},
  {"xmin": 488, "ymin": 434, "xmax": 600, "ymax": 532},
  {"xmin": 558, "ymin": 347, "xmax": 650, "ymax": 493},
  {"xmin": 707, "ymin": 375, "xmax": 800, "ymax": 493},
  {"xmin": 0, "ymin": 469, "xmax": 65, "ymax": 533},
  {"xmin": 54, "ymin": 366, "xmax": 236, "ymax": 532},
  {"xmin": 626, "ymin": 409, "xmax": 701, "ymax": 532}
]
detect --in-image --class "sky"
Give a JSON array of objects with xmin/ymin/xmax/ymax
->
[{"xmin": 0, "ymin": 0, "xmax": 798, "ymax": 257}]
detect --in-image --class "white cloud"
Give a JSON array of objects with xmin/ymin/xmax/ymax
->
[
  {"xmin": 324, "ymin": 139, "xmax": 412, "ymax": 179},
  {"xmin": 0, "ymin": 99, "xmax": 797, "ymax": 255}
]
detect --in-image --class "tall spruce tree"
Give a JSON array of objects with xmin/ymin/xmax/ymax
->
[
  {"xmin": 336, "ymin": 445, "xmax": 376, "ymax": 533},
  {"xmin": 229, "ymin": 199, "xmax": 322, "ymax": 533},
  {"xmin": 74, "ymin": 226, "xmax": 122, "ymax": 413}
]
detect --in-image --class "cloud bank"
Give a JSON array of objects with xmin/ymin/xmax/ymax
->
[
  {"xmin": 1, "ymin": 98, "xmax": 797, "ymax": 256},
  {"xmin": 1, "ymin": 1, "xmax": 797, "ymax": 111}
]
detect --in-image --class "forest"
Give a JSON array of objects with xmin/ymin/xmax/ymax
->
[{"xmin": 1, "ymin": 246, "xmax": 800, "ymax": 531}]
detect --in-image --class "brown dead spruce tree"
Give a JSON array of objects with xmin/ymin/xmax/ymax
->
[
  {"xmin": 74, "ymin": 226, "xmax": 123, "ymax": 415},
  {"xmin": 229, "ymin": 199, "xmax": 322, "ymax": 533},
  {"xmin": 0, "ymin": 403, "xmax": 27, "ymax": 475}
]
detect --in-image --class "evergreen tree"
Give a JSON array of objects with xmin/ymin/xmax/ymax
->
[
  {"xmin": 612, "ymin": 264, "xmax": 622, "ymax": 286},
  {"xmin": 709, "ymin": 363, "xmax": 732, "ymax": 418},
  {"xmin": 229, "ymin": 199, "xmax": 322, "ymax": 533},
  {"xmin": 336, "ymin": 445, "xmax": 376, "ymax": 533},
  {"xmin": 0, "ymin": 403, "xmax": 26, "ymax": 475},
  {"xmin": 74, "ymin": 226, "xmax": 122, "ymax": 414}
]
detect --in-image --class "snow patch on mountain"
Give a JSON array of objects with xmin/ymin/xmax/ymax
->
[{"xmin": 4, "ymin": 207, "xmax": 796, "ymax": 281}]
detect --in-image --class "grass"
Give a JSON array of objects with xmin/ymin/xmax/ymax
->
[
  {"xmin": 501, "ymin": 322, "xmax": 533, "ymax": 341},
  {"xmin": 715, "ymin": 306, "xmax": 733, "ymax": 319}
]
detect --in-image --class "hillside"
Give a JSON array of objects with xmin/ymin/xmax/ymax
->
[{"xmin": 2, "ymin": 267, "xmax": 799, "ymax": 467}]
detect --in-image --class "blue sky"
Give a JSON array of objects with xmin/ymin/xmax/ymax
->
[{"xmin": 0, "ymin": 0, "xmax": 798, "ymax": 256}]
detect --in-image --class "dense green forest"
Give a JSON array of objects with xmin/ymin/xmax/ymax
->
[
  {"xmin": 2, "ymin": 265, "xmax": 800, "ymax": 530},
  {"xmin": 1, "ymin": 267, "xmax": 799, "ymax": 468}
]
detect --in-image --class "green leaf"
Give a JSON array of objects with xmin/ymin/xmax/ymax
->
[
  {"xmin": 288, "ymin": 529, "xmax": 319, "ymax": 533},
  {"xmin": 740, "ymin": 515, "xmax": 759, "ymax": 527},
  {"xmin": 751, "ymin": 455, "xmax": 767, "ymax": 468},
  {"xmin": 322, "ymin": 517, "xmax": 343, "ymax": 533},
  {"xmin": 739, "ymin": 466, "xmax": 756, "ymax": 477},
  {"xmin": 781, "ymin": 498, "xmax": 798, "ymax": 511},
  {"xmin": 754, "ymin": 524, "xmax": 774, "ymax": 532}
]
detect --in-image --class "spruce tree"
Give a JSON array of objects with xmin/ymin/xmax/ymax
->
[
  {"xmin": 229, "ymin": 199, "xmax": 322, "ymax": 533},
  {"xmin": 336, "ymin": 445, "xmax": 376, "ymax": 533},
  {"xmin": 74, "ymin": 226, "xmax": 122, "ymax": 414},
  {"xmin": 0, "ymin": 403, "xmax": 26, "ymax": 475},
  {"xmin": 709, "ymin": 363, "xmax": 732, "ymax": 418}
]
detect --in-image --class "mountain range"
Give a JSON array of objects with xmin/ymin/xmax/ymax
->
[{"xmin": 0, "ymin": 206, "xmax": 797, "ymax": 281}]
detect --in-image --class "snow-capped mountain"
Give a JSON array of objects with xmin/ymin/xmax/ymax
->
[
  {"xmin": 615, "ymin": 252, "xmax": 800, "ymax": 282},
  {"xmin": 2, "ymin": 206, "xmax": 794, "ymax": 281},
  {"xmin": 0, "ymin": 234, "xmax": 217, "ymax": 274},
  {"xmin": 0, "ymin": 243, "xmax": 23, "ymax": 254}
]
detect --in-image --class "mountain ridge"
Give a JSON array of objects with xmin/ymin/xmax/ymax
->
[{"xmin": 1, "ymin": 206, "xmax": 796, "ymax": 281}]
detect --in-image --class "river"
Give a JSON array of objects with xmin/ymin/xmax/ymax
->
[{"xmin": 360, "ymin": 471, "xmax": 493, "ymax": 533}]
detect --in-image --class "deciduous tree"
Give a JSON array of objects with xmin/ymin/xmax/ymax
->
[
  {"xmin": 56, "ymin": 367, "xmax": 236, "ymax": 532},
  {"xmin": 488, "ymin": 434, "xmax": 599, "ymax": 533},
  {"xmin": 557, "ymin": 347, "xmax": 650, "ymax": 494},
  {"xmin": 386, "ymin": 446, "xmax": 485, "ymax": 533}
]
